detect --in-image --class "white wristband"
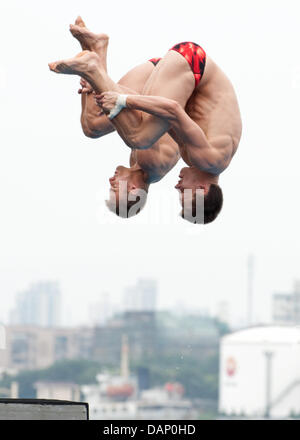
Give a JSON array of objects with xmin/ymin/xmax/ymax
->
[{"xmin": 108, "ymin": 94, "xmax": 128, "ymax": 120}]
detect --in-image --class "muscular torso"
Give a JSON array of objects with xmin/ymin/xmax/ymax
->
[
  {"xmin": 130, "ymin": 56, "xmax": 242, "ymax": 180},
  {"xmin": 179, "ymin": 56, "xmax": 242, "ymax": 173},
  {"xmin": 82, "ymin": 60, "xmax": 180, "ymax": 184},
  {"xmin": 130, "ymin": 133, "xmax": 180, "ymax": 183}
]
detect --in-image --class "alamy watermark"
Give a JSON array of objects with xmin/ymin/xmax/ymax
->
[{"xmin": 102, "ymin": 180, "xmax": 204, "ymax": 224}]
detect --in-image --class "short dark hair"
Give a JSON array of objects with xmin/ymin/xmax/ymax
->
[{"xmin": 181, "ymin": 184, "xmax": 223, "ymax": 224}]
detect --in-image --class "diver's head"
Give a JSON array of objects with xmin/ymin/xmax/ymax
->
[
  {"xmin": 106, "ymin": 165, "xmax": 149, "ymax": 217},
  {"xmin": 175, "ymin": 167, "xmax": 223, "ymax": 224}
]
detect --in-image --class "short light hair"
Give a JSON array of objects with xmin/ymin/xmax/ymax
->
[{"xmin": 105, "ymin": 191, "xmax": 148, "ymax": 218}]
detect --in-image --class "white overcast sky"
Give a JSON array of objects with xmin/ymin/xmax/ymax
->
[{"xmin": 0, "ymin": 0, "xmax": 300, "ymax": 326}]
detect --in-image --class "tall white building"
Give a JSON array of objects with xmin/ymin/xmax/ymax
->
[
  {"xmin": 219, "ymin": 326, "xmax": 300, "ymax": 418},
  {"xmin": 123, "ymin": 279, "xmax": 157, "ymax": 313},
  {"xmin": 88, "ymin": 292, "xmax": 114, "ymax": 327},
  {"xmin": 10, "ymin": 281, "xmax": 61, "ymax": 327},
  {"xmin": 272, "ymin": 280, "xmax": 300, "ymax": 325},
  {"xmin": 216, "ymin": 301, "xmax": 230, "ymax": 326}
]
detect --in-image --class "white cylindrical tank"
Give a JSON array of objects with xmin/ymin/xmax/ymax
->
[{"xmin": 219, "ymin": 326, "xmax": 300, "ymax": 418}]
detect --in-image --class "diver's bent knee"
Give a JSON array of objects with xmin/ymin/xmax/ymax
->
[{"xmin": 82, "ymin": 127, "xmax": 99, "ymax": 138}]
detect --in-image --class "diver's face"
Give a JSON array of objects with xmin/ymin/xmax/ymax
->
[
  {"xmin": 109, "ymin": 166, "xmax": 130, "ymax": 189},
  {"xmin": 175, "ymin": 167, "xmax": 208, "ymax": 207},
  {"xmin": 109, "ymin": 167, "xmax": 126, "ymax": 206},
  {"xmin": 175, "ymin": 168, "xmax": 200, "ymax": 207},
  {"xmin": 107, "ymin": 166, "xmax": 148, "ymax": 217},
  {"xmin": 108, "ymin": 166, "xmax": 140, "ymax": 206},
  {"xmin": 174, "ymin": 167, "xmax": 191, "ymax": 192}
]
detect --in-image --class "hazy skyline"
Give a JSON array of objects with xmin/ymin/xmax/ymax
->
[{"xmin": 1, "ymin": 0, "xmax": 300, "ymax": 326}]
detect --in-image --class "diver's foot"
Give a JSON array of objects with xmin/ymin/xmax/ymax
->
[
  {"xmin": 74, "ymin": 16, "xmax": 89, "ymax": 50},
  {"xmin": 69, "ymin": 24, "xmax": 109, "ymax": 55},
  {"xmin": 48, "ymin": 50, "xmax": 99, "ymax": 77},
  {"xmin": 75, "ymin": 15, "xmax": 86, "ymax": 28}
]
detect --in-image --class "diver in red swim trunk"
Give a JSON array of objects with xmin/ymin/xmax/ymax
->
[
  {"xmin": 68, "ymin": 17, "xmax": 180, "ymax": 218},
  {"xmin": 49, "ymin": 19, "xmax": 242, "ymax": 224}
]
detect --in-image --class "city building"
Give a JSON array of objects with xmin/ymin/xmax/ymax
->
[
  {"xmin": 88, "ymin": 292, "xmax": 114, "ymax": 327},
  {"xmin": 294, "ymin": 280, "xmax": 300, "ymax": 324},
  {"xmin": 0, "ymin": 381, "xmax": 18, "ymax": 398},
  {"xmin": 82, "ymin": 334, "xmax": 138, "ymax": 419},
  {"xmin": 272, "ymin": 294, "xmax": 294, "ymax": 325},
  {"xmin": 92, "ymin": 307, "xmax": 221, "ymax": 367},
  {"xmin": 93, "ymin": 311, "xmax": 158, "ymax": 366},
  {"xmin": 1, "ymin": 325, "xmax": 93, "ymax": 372},
  {"xmin": 123, "ymin": 279, "xmax": 157, "ymax": 313},
  {"xmin": 82, "ymin": 335, "xmax": 194, "ymax": 420},
  {"xmin": 219, "ymin": 326, "xmax": 300, "ymax": 418},
  {"xmin": 216, "ymin": 301, "xmax": 230, "ymax": 326},
  {"xmin": 10, "ymin": 281, "xmax": 61, "ymax": 328},
  {"xmin": 34, "ymin": 381, "xmax": 81, "ymax": 401},
  {"xmin": 272, "ymin": 280, "xmax": 300, "ymax": 325},
  {"xmin": 92, "ymin": 278, "xmax": 159, "ymax": 365}
]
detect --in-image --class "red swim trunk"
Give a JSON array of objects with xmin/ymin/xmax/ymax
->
[
  {"xmin": 148, "ymin": 57, "xmax": 162, "ymax": 66},
  {"xmin": 149, "ymin": 42, "xmax": 206, "ymax": 88}
]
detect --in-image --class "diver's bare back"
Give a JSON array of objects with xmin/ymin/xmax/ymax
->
[{"xmin": 183, "ymin": 56, "xmax": 242, "ymax": 171}]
